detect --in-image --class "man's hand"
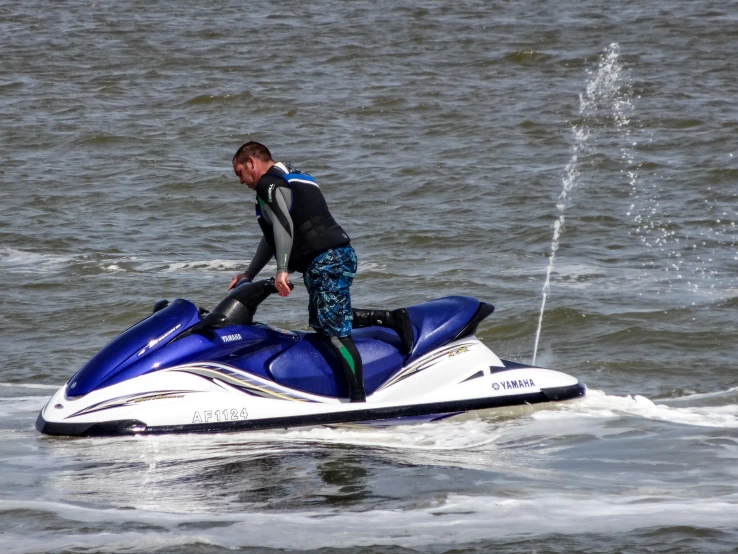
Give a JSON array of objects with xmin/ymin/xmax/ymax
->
[
  {"xmin": 228, "ymin": 273, "xmax": 250, "ymax": 291},
  {"xmin": 275, "ymin": 271, "xmax": 291, "ymax": 297}
]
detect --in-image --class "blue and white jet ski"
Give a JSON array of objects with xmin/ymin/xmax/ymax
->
[{"xmin": 37, "ymin": 279, "xmax": 585, "ymax": 436}]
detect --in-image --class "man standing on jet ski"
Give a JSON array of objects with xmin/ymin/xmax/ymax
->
[{"xmin": 230, "ymin": 141, "xmax": 413, "ymax": 403}]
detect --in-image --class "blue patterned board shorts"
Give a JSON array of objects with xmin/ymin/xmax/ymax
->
[{"xmin": 303, "ymin": 245, "xmax": 357, "ymax": 338}]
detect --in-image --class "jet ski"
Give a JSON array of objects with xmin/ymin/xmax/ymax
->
[{"xmin": 36, "ymin": 279, "xmax": 585, "ymax": 437}]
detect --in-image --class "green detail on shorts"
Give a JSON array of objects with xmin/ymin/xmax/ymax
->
[
  {"xmin": 338, "ymin": 345, "xmax": 355, "ymax": 374},
  {"xmin": 258, "ymin": 198, "xmax": 267, "ymax": 208}
]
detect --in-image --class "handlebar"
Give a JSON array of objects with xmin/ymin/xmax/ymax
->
[{"xmin": 264, "ymin": 277, "xmax": 295, "ymax": 295}]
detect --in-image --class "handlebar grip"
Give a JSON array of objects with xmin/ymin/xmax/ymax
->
[
  {"xmin": 265, "ymin": 278, "xmax": 277, "ymax": 293},
  {"xmin": 264, "ymin": 278, "xmax": 295, "ymax": 294}
]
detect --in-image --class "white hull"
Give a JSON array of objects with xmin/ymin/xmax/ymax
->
[{"xmin": 37, "ymin": 338, "xmax": 584, "ymax": 436}]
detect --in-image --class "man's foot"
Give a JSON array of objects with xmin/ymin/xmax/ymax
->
[
  {"xmin": 386, "ymin": 308, "xmax": 414, "ymax": 354},
  {"xmin": 352, "ymin": 308, "xmax": 415, "ymax": 354}
]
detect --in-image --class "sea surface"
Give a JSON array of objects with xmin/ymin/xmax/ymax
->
[{"xmin": 1, "ymin": 1, "xmax": 737, "ymax": 552}]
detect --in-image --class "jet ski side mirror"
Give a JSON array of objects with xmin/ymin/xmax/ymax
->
[
  {"xmin": 152, "ymin": 299, "xmax": 170, "ymax": 313},
  {"xmin": 201, "ymin": 311, "xmax": 228, "ymax": 329},
  {"xmin": 170, "ymin": 311, "xmax": 228, "ymax": 343}
]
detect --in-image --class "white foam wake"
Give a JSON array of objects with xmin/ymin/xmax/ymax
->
[
  {"xmin": 0, "ymin": 248, "xmax": 75, "ymax": 274},
  {"xmin": 0, "ymin": 247, "xmax": 384, "ymax": 277},
  {"xmin": 240, "ymin": 419, "xmax": 502, "ymax": 451},
  {"xmin": 535, "ymin": 388, "xmax": 738, "ymax": 428},
  {"xmin": 0, "ymin": 382, "xmax": 60, "ymax": 390}
]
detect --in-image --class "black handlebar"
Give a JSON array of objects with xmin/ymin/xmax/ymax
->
[{"xmin": 172, "ymin": 278, "xmax": 290, "ymax": 342}]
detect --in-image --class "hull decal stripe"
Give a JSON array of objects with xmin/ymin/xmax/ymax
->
[
  {"xmin": 378, "ymin": 341, "xmax": 478, "ymax": 391},
  {"xmin": 164, "ymin": 363, "xmax": 316, "ymax": 402},
  {"xmin": 459, "ymin": 370, "xmax": 484, "ymax": 383},
  {"xmin": 67, "ymin": 390, "xmax": 196, "ymax": 418}
]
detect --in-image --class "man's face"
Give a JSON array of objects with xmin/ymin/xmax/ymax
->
[{"xmin": 233, "ymin": 159, "xmax": 257, "ymax": 189}]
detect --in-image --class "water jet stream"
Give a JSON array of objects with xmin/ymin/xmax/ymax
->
[{"xmin": 533, "ymin": 43, "xmax": 632, "ymax": 364}]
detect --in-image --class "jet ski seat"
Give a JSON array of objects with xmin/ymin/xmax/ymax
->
[
  {"xmin": 267, "ymin": 296, "xmax": 494, "ymax": 398},
  {"xmin": 403, "ymin": 296, "xmax": 494, "ymax": 364}
]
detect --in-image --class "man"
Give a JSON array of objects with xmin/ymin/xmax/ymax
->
[{"xmin": 230, "ymin": 141, "xmax": 413, "ymax": 402}]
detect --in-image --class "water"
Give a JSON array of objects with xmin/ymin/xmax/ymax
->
[{"xmin": 2, "ymin": 1, "xmax": 738, "ymax": 552}]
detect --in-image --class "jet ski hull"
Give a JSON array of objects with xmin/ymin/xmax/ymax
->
[{"xmin": 37, "ymin": 338, "xmax": 585, "ymax": 437}]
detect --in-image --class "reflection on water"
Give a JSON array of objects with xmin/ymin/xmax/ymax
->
[{"xmin": 316, "ymin": 452, "xmax": 371, "ymax": 505}]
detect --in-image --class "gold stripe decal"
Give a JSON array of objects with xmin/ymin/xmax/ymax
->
[
  {"xmin": 378, "ymin": 342, "xmax": 476, "ymax": 391},
  {"xmin": 67, "ymin": 390, "xmax": 194, "ymax": 418}
]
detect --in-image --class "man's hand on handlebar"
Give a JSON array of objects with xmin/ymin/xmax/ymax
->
[{"xmin": 275, "ymin": 272, "xmax": 292, "ymax": 297}]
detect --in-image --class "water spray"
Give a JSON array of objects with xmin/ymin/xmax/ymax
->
[{"xmin": 532, "ymin": 43, "xmax": 632, "ymax": 365}]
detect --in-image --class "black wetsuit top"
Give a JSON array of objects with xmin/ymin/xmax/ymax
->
[{"xmin": 247, "ymin": 162, "xmax": 350, "ymax": 275}]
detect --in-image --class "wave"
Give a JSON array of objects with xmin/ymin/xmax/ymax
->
[
  {"xmin": 184, "ymin": 90, "xmax": 252, "ymax": 105},
  {"xmin": 133, "ymin": 258, "xmax": 246, "ymax": 273},
  {"xmin": 534, "ymin": 388, "xmax": 738, "ymax": 428},
  {"xmin": 2, "ymin": 492, "xmax": 738, "ymax": 552},
  {"xmin": 0, "ymin": 249, "xmax": 293, "ymax": 276},
  {"xmin": 0, "ymin": 81, "xmax": 24, "ymax": 91},
  {"xmin": 661, "ymin": 386, "xmax": 738, "ymax": 403},
  {"xmin": 503, "ymin": 49, "xmax": 553, "ymax": 65},
  {"xmin": 0, "ymin": 248, "xmax": 75, "ymax": 274},
  {"xmin": 106, "ymin": 259, "xmax": 384, "ymax": 275},
  {"xmin": 0, "ymin": 396, "xmax": 49, "ymax": 418},
  {"xmin": 71, "ymin": 132, "xmax": 130, "ymax": 146},
  {"xmin": 0, "ymin": 382, "xmax": 60, "ymax": 390}
]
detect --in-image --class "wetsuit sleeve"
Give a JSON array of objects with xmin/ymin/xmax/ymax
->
[
  {"xmin": 256, "ymin": 177, "xmax": 294, "ymax": 273},
  {"xmin": 245, "ymin": 236, "xmax": 274, "ymax": 279}
]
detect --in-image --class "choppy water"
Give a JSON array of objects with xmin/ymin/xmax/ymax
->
[{"xmin": 2, "ymin": 1, "xmax": 737, "ymax": 552}]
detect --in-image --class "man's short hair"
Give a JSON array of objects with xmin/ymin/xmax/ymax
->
[{"xmin": 233, "ymin": 141, "xmax": 273, "ymax": 165}]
